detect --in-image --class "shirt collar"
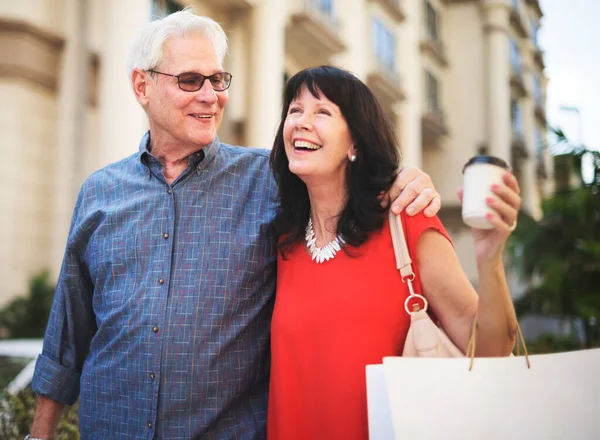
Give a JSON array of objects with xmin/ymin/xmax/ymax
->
[{"xmin": 138, "ymin": 130, "xmax": 220, "ymax": 170}]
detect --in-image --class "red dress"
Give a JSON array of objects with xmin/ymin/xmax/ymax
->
[{"xmin": 267, "ymin": 212, "xmax": 450, "ymax": 440}]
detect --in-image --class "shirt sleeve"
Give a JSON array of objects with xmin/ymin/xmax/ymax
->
[
  {"xmin": 32, "ymin": 185, "xmax": 97, "ymax": 405},
  {"xmin": 401, "ymin": 211, "xmax": 452, "ymax": 257}
]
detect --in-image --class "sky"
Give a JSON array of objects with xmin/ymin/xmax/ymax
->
[{"xmin": 539, "ymin": 0, "xmax": 600, "ymax": 152}]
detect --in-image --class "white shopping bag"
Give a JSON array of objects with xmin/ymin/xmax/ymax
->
[{"xmin": 366, "ymin": 348, "xmax": 600, "ymax": 440}]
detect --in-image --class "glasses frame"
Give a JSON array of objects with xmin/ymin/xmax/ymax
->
[{"xmin": 148, "ymin": 69, "xmax": 232, "ymax": 92}]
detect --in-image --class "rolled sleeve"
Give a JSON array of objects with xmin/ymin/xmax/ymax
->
[
  {"xmin": 31, "ymin": 185, "xmax": 97, "ymax": 406},
  {"xmin": 32, "ymin": 353, "xmax": 81, "ymax": 405}
]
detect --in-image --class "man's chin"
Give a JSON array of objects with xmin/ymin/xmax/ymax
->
[{"xmin": 189, "ymin": 132, "xmax": 217, "ymax": 148}]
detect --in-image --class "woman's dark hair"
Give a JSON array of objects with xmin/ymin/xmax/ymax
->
[{"xmin": 269, "ymin": 65, "xmax": 401, "ymax": 256}]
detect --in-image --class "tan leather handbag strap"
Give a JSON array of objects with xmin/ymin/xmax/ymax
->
[
  {"xmin": 389, "ymin": 211, "xmax": 414, "ymax": 280},
  {"xmin": 389, "ymin": 212, "xmax": 427, "ymax": 313}
]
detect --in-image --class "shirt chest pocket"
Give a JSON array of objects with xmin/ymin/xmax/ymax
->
[{"xmin": 87, "ymin": 222, "xmax": 142, "ymax": 308}]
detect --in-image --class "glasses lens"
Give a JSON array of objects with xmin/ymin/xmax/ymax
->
[
  {"xmin": 177, "ymin": 72, "xmax": 204, "ymax": 91},
  {"xmin": 208, "ymin": 72, "xmax": 232, "ymax": 91},
  {"xmin": 177, "ymin": 72, "xmax": 232, "ymax": 92}
]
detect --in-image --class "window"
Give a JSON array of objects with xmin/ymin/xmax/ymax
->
[
  {"xmin": 425, "ymin": 70, "xmax": 440, "ymax": 112},
  {"xmin": 372, "ymin": 19, "xmax": 396, "ymax": 72},
  {"xmin": 318, "ymin": 0, "xmax": 334, "ymax": 16},
  {"xmin": 533, "ymin": 75, "xmax": 542, "ymax": 105},
  {"xmin": 313, "ymin": 0, "xmax": 335, "ymax": 22},
  {"xmin": 424, "ymin": 0, "xmax": 439, "ymax": 42},
  {"xmin": 510, "ymin": 38, "xmax": 522, "ymax": 75},
  {"xmin": 511, "ymin": 99, "xmax": 523, "ymax": 137},
  {"xmin": 530, "ymin": 20, "xmax": 539, "ymax": 45},
  {"xmin": 152, "ymin": 0, "xmax": 183, "ymax": 18},
  {"xmin": 312, "ymin": 0, "xmax": 338, "ymax": 29}
]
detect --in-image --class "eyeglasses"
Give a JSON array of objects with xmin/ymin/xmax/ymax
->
[{"xmin": 148, "ymin": 70, "xmax": 232, "ymax": 92}]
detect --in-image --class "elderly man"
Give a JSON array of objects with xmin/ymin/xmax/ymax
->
[{"xmin": 29, "ymin": 10, "xmax": 441, "ymax": 440}]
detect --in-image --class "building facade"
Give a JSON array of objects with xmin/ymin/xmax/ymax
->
[{"xmin": 0, "ymin": 0, "xmax": 549, "ymax": 305}]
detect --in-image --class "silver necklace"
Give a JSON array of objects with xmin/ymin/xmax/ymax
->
[{"xmin": 305, "ymin": 217, "xmax": 345, "ymax": 264}]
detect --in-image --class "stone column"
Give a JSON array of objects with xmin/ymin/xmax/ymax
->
[
  {"xmin": 331, "ymin": 0, "xmax": 367, "ymax": 79},
  {"xmin": 483, "ymin": 0, "xmax": 511, "ymax": 163},
  {"xmin": 99, "ymin": 0, "xmax": 151, "ymax": 165},
  {"xmin": 50, "ymin": 0, "xmax": 89, "ymax": 280},
  {"xmin": 246, "ymin": 0, "xmax": 285, "ymax": 149},
  {"xmin": 520, "ymin": 40, "xmax": 541, "ymax": 218},
  {"xmin": 222, "ymin": 11, "xmax": 249, "ymax": 146},
  {"xmin": 398, "ymin": 0, "xmax": 422, "ymax": 168}
]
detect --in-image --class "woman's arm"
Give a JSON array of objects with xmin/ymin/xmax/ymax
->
[
  {"xmin": 416, "ymin": 172, "xmax": 521, "ymax": 356},
  {"xmin": 417, "ymin": 231, "xmax": 517, "ymax": 356}
]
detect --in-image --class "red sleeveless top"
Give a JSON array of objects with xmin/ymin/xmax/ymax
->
[{"xmin": 267, "ymin": 212, "xmax": 450, "ymax": 440}]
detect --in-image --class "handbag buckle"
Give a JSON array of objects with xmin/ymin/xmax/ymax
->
[{"xmin": 403, "ymin": 277, "xmax": 429, "ymax": 314}]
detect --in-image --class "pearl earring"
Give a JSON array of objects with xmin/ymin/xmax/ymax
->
[{"xmin": 350, "ymin": 154, "xmax": 356, "ymax": 162}]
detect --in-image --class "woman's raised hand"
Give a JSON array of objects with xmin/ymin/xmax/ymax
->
[{"xmin": 457, "ymin": 172, "xmax": 521, "ymax": 265}]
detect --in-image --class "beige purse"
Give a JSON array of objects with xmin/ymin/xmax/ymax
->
[
  {"xmin": 389, "ymin": 211, "xmax": 467, "ymax": 358},
  {"xmin": 389, "ymin": 212, "xmax": 529, "ymax": 367}
]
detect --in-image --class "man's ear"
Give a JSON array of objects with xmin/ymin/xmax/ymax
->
[{"xmin": 132, "ymin": 69, "xmax": 150, "ymax": 106}]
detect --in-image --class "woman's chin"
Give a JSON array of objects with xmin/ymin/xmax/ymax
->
[{"xmin": 288, "ymin": 163, "xmax": 313, "ymax": 179}]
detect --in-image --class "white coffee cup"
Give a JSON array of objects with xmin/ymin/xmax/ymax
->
[{"xmin": 462, "ymin": 155, "xmax": 510, "ymax": 229}]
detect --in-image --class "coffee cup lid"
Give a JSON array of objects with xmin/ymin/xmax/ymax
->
[{"xmin": 463, "ymin": 155, "xmax": 510, "ymax": 173}]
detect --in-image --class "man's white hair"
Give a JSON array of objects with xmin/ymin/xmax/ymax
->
[{"xmin": 127, "ymin": 8, "xmax": 228, "ymax": 79}]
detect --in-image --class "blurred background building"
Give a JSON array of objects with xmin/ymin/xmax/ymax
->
[{"xmin": 0, "ymin": 0, "xmax": 550, "ymax": 305}]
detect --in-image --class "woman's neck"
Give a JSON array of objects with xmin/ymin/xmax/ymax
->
[{"xmin": 307, "ymin": 183, "xmax": 348, "ymax": 247}]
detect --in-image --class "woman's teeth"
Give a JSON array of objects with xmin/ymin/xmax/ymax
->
[{"xmin": 294, "ymin": 140, "xmax": 321, "ymax": 150}]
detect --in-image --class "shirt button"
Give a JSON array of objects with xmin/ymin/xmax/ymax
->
[
  {"xmin": 150, "ymin": 373, "xmax": 155, "ymax": 380},
  {"xmin": 152, "ymin": 325, "xmax": 159, "ymax": 333},
  {"xmin": 158, "ymin": 278, "xmax": 164, "ymax": 285},
  {"xmin": 163, "ymin": 233, "xmax": 169, "ymax": 239},
  {"xmin": 167, "ymin": 188, "xmax": 172, "ymax": 194},
  {"xmin": 147, "ymin": 421, "xmax": 153, "ymax": 428}
]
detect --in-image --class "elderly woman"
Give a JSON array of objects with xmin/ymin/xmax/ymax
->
[{"xmin": 267, "ymin": 66, "xmax": 520, "ymax": 439}]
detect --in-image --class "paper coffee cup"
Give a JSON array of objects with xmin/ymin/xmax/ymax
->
[{"xmin": 462, "ymin": 155, "xmax": 510, "ymax": 229}]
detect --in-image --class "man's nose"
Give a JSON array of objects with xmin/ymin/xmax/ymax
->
[{"xmin": 195, "ymin": 78, "xmax": 218, "ymax": 103}]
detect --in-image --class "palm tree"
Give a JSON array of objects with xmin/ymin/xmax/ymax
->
[{"xmin": 508, "ymin": 129, "xmax": 600, "ymax": 348}]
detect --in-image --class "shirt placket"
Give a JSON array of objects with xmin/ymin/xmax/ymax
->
[{"xmin": 144, "ymin": 161, "xmax": 178, "ymax": 438}]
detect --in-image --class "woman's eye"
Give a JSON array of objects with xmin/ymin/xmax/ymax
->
[{"xmin": 288, "ymin": 108, "xmax": 301, "ymax": 114}]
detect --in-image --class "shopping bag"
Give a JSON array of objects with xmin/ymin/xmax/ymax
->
[{"xmin": 366, "ymin": 348, "xmax": 600, "ymax": 439}]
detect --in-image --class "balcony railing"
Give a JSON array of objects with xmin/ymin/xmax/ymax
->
[
  {"xmin": 368, "ymin": 0, "xmax": 406, "ymax": 22},
  {"xmin": 367, "ymin": 57, "xmax": 405, "ymax": 107},
  {"xmin": 421, "ymin": 110, "xmax": 448, "ymax": 147},
  {"xmin": 303, "ymin": 0, "xmax": 340, "ymax": 32},
  {"xmin": 286, "ymin": 0, "xmax": 345, "ymax": 66},
  {"xmin": 376, "ymin": 59, "xmax": 401, "ymax": 86},
  {"xmin": 510, "ymin": 0, "xmax": 527, "ymax": 38},
  {"xmin": 420, "ymin": 38, "xmax": 448, "ymax": 67}
]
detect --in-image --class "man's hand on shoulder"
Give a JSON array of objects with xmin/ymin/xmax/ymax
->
[{"xmin": 382, "ymin": 166, "xmax": 441, "ymax": 217}]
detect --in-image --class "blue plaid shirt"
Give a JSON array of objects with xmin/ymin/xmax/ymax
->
[{"xmin": 32, "ymin": 132, "xmax": 278, "ymax": 439}]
